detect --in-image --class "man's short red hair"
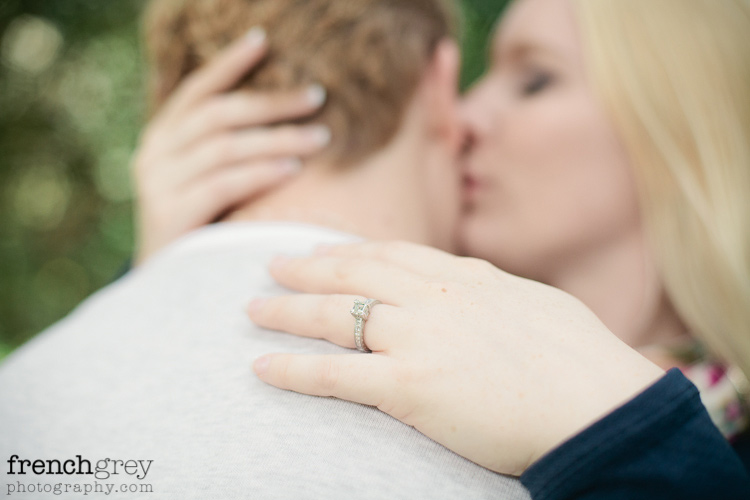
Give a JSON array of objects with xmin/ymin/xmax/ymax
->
[{"xmin": 144, "ymin": 0, "xmax": 457, "ymax": 167}]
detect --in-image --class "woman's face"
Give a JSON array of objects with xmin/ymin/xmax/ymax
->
[{"xmin": 458, "ymin": 0, "xmax": 642, "ymax": 283}]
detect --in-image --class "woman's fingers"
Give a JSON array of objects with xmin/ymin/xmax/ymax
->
[
  {"xmin": 165, "ymin": 87, "xmax": 327, "ymax": 155},
  {"xmin": 171, "ymin": 125, "xmax": 331, "ymax": 187},
  {"xmin": 132, "ymin": 28, "xmax": 331, "ymax": 266},
  {"xmin": 135, "ymin": 158, "xmax": 301, "ymax": 263},
  {"xmin": 160, "ymin": 27, "xmax": 269, "ymax": 122},
  {"xmin": 253, "ymin": 353, "xmax": 393, "ymax": 407},
  {"xmin": 182, "ymin": 158, "xmax": 301, "ymax": 223},
  {"xmin": 315, "ymin": 240, "xmax": 463, "ymax": 278},
  {"xmin": 248, "ymin": 294, "xmax": 398, "ymax": 352},
  {"xmin": 269, "ymin": 255, "xmax": 428, "ymax": 304}
]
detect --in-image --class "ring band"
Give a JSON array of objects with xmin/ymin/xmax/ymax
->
[{"xmin": 350, "ymin": 298, "xmax": 381, "ymax": 353}]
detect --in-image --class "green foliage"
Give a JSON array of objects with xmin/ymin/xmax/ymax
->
[
  {"xmin": 459, "ymin": 0, "xmax": 511, "ymax": 89},
  {"xmin": 0, "ymin": 0, "xmax": 510, "ymax": 360}
]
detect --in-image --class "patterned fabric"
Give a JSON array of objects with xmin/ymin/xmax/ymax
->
[{"xmin": 683, "ymin": 362, "xmax": 750, "ymax": 441}]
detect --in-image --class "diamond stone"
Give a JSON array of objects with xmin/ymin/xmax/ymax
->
[{"xmin": 351, "ymin": 300, "xmax": 369, "ymax": 318}]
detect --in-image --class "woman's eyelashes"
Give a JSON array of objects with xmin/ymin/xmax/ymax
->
[{"xmin": 521, "ymin": 70, "xmax": 554, "ymax": 97}]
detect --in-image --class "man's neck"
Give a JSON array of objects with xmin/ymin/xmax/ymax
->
[{"xmin": 224, "ymin": 132, "xmax": 436, "ymax": 246}]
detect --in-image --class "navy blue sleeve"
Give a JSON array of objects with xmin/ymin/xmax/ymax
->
[
  {"xmin": 520, "ymin": 368, "xmax": 750, "ymax": 500},
  {"xmin": 734, "ymin": 431, "xmax": 750, "ymax": 474}
]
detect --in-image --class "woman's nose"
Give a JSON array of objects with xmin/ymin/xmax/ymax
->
[{"xmin": 459, "ymin": 82, "xmax": 495, "ymax": 140}]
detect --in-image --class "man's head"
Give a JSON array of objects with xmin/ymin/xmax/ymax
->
[
  {"xmin": 143, "ymin": 0, "xmax": 464, "ymax": 250},
  {"xmin": 145, "ymin": 0, "xmax": 459, "ymax": 168}
]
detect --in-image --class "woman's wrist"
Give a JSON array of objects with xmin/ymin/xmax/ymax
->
[{"xmin": 529, "ymin": 350, "xmax": 665, "ymax": 469}]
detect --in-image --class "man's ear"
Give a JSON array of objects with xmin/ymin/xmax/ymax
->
[{"xmin": 421, "ymin": 38, "xmax": 462, "ymax": 149}]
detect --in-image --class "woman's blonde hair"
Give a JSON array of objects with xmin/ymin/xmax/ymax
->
[{"xmin": 573, "ymin": 0, "xmax": 750, "ymax": 383}]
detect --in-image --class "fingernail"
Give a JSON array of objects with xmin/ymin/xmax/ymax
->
[
  {"xmin": 306, "ymin": 84, "xmax": 327, "ymax": 106},
  {"xmin": 277, "ymin": 157, "xmax": 302, "ymax": 174},
  {"xmin": 270, "ymin": 255, "xmax": 291, "ymax": 271},
  {"xmin": 245, "ymin": 27, "xmax": 266, "ymax": 47},
  {"xmin": 247, "ymin": 298, "xmax": 267, "ymax": 315},
  {"xmin": 253, "ymin": 356, "xmax": 270, "ymax": 375},
  {"xmin": 314, "ymin": 244, "xmax": 335, "ymax": 256},
  {"xmin": 306, "ymin": 125, "xmax": 331, "ymax": 147}
]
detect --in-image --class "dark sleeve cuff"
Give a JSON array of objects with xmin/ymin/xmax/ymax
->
[{"xmin": 520, "ymin": 368, "xmax": 750, "ymax": 500}]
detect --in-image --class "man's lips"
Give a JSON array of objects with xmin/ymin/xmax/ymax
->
[{"xmin": 462, "ymin": 172, "xmax": 483, "ymax": 202}]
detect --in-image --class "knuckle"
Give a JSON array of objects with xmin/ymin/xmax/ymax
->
[
  {"xmin": 371, "ymin": 240, "xmax": 403, "ymax": 260},
  {"xmin": 376, "ymin": 366, "xmax": 412, "ymax": 420},
  {"xmin": 461, "ymin": 256, "xmax": 495, "ymax": 275},
  {"xmin": 333, "ymin": 259, "xmax": 357, "ymax": 283},
  {"xmin": 391, "ymin": 363, "xmax": 414, "ymax": 388},
  {"xmin": 375, "ymin": 397, "xmax": 398, "ymax": 417},
  {"xmin": 309, "ymin": 297, "xmax": 333, "ymax": 330},
  {"xmin": 276, "ymin": 359, "xmax": 292, "ymax": 388},
  {"xmin": 315, "ymin": 359, "xmax": 339, "ymax": 394},
  {"xmin": 384, "ymin": 240, "xmax": 412, "ymax": 255}
]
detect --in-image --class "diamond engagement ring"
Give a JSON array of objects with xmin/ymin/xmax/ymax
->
[{"xmin": 350, "ymin": 298, "xmax": 381, "ymax": 353}]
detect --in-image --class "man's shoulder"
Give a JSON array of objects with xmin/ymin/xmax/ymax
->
[
  {"xmin": 1, "ymin": 223, "xmax": 357, "ymax": 369},
  {"xmin": 0, "ymin": 221, "xmax": 358, "ymax": 406},
  {"xmin": 0, "ymin": 222, "xmax": 530, "ymax": 500},
  {"xmin": 146, "ymin": 221, "xmax": 360, "ymax": 265}
]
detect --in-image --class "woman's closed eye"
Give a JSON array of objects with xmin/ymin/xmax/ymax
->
[{"xmin": 521, "ymin": 70, "xmax": 555, "ymax": 97}]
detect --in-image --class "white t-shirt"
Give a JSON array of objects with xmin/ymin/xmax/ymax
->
[{"xmin": 0, "ymin": 222, "xmax": 529, "ymax": 499}]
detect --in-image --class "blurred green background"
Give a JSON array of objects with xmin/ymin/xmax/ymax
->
[{"xmin": 0, "ymin": 0, "xmax": 510, "ymax": 360}]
